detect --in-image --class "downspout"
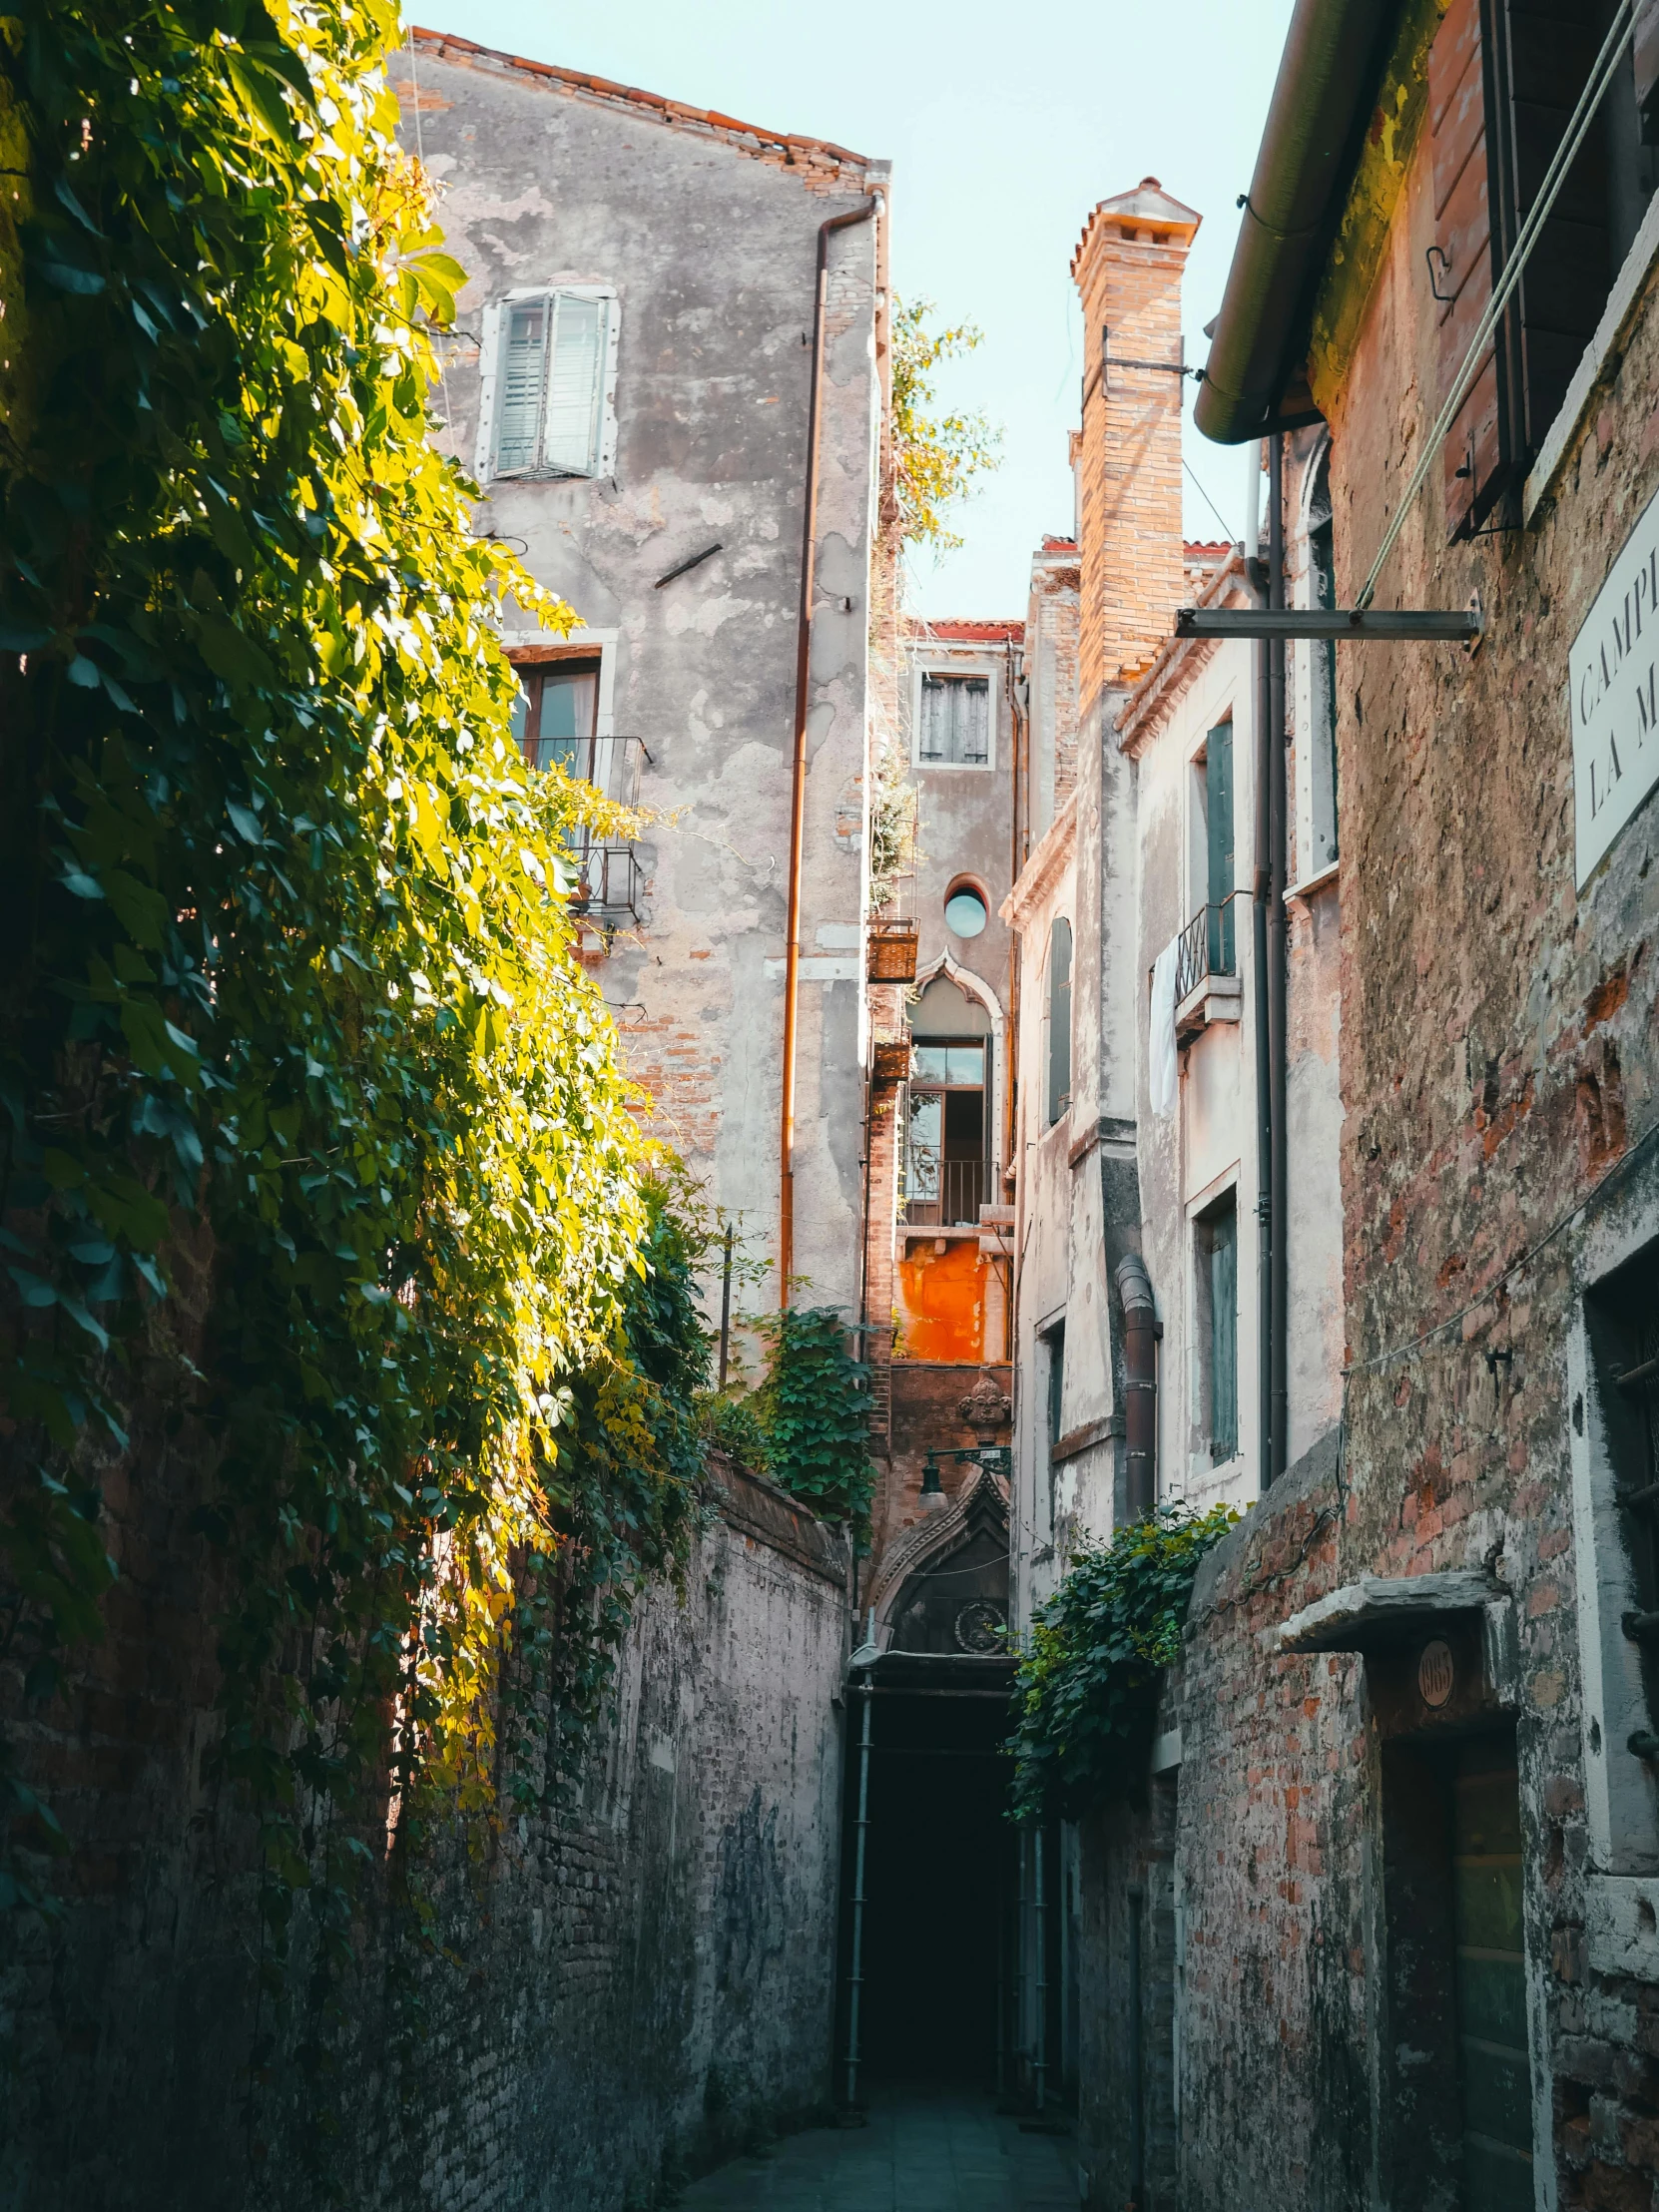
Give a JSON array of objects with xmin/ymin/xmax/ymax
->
[
  {"xmin": 1251, "ymin": 448, "xmax": 1274, "ymax": 1488},
  {"xmin": 1267, "ymin": 434, "xmax": 1289, "ymax": 1482},
  {"xmin": 781, "ymin": 191, "xmax": 882, "ymax": 1306},
  {"xmin": 1116, "ymin": 1253, "xmax": 1158, "ymax": 1519}
]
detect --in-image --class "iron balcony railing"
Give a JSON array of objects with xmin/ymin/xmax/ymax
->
[
  {"xmin": 526, "ymin": 732, "xmax": 652, "ymax": 806},
  {"xmin": 903, "ymin": 1156, "xmax": 990, "ymax": 1229},
  {"xmin": 1174, "ymin": 893, "xmax": 1242, "ymax": 1006},
  {"xmin": 566, "ymin": 840, "xmax": 645, "ymax": 927}
]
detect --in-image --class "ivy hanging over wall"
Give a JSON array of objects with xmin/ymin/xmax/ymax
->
[
  {"xmin": 0, "ymin": 0, "xmax": 707, "ymax": 1957},
  {"xmin": 1007, "ymin": 1504, "xmax": 1239, "ymax": 1823},
  {"xmin": 750, "ymin": 1307, "xmax": 875, "ymax": 1534}
]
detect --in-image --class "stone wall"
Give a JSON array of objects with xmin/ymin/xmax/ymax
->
[{"xmin": 0, "ymin": 1458, "xmax": 848, "ymax": 2212}]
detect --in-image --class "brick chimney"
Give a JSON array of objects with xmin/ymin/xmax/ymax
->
[{"xmin": 1071, "ymin": 178, "xmax": 1201, "ymax": 708}]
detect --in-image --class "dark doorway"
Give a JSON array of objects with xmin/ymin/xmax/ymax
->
[
  {"xmin": 850, "ymin": 1662, "xmax": 1015, "ymax": 2089},
  {"xmin": 1381, "ymin": 1725, "xmax": 1532, "ymax": 2211}
]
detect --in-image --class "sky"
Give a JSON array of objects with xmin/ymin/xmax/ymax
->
[{"xmin": 402, "ymin": 0, "xmax": 1296, "ymax": 617}]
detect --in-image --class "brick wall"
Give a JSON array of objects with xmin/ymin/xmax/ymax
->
[
  {"xmin": 1166, "ymin": 19, "xmax": 1659, "ymax": 2202},
  {"xmin": 0, "ymin": 1456, "xmax": 848, "ymax": 2211}
]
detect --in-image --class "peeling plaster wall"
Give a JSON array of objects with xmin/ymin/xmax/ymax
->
[{"xmin": 392, "ymin": 43, "xmax": 886, "ymax": 1312}]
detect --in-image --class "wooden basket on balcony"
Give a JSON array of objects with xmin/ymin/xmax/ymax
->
[
  {"xmin": 866, "ymin": 918, "xmax": 919, "ymax": 982},
  {"xmin": 871, "ymin": 1038, "xmax": 911, "ymax": 1088}
]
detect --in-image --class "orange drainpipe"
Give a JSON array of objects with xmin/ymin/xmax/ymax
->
[{"xmin": 780, "ymin": 190, "xmax": 881, "ymax": 1307}]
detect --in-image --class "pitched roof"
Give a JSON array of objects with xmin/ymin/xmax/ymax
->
[
  {"xmin": 1183, "ymin": 540, "xmax": 1232, "ymax": 561},
  {"xmin": 1072, "ymin": 175, "xmax": 1202, "ymax": 276},
  {"xmin": 904, "ymin": 619, "xmax": 1024, "ymax": 644},
  {"xmin": 403, "ymin": 28, "xmax": 878, "ymax": 179}
]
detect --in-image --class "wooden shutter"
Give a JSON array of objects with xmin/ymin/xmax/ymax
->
[
  {"xmin": 544, "ymin": 293, "xmax": 606, "ymax": 474},
  {"xmin": 1496, "ymin": 2, "xmax": 1613, "ymax": 458},
  {"xmin": 1429, "ymin": 0, "xmax": 1507, "ymax": 539},
  {"xmin": 495, "ymin": 299, "xmax": 549, "ymax": 475},
  {"xmin": 1639, "ymin": 0, "xmax": 1659, "ymax": 138},
  {"xmin": 1206, "ymin": 719, "xmax": 1235, "ymax": 973},
  {"xmin": 1046, "ymin": 918, "xmax": 1072, "ymax": 1125}
]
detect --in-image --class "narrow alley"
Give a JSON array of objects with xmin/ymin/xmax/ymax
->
[{"xmin": 5, "ymin": 3, "xmax": 1659, "ymax": 2210}]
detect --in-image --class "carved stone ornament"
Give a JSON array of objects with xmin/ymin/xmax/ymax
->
[{"xmin": 958, "ymin": 1374, "xmax": 1012, "ymax": 1440}]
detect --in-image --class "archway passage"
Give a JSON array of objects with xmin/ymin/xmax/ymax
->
[
  {"xmin": 842, "ymin": 1472, "xmax": 1016, "ymax": 2094},
  {"xmin": 853, "ymin": 1656, "xmax": 1016, "ymax": 2089}
]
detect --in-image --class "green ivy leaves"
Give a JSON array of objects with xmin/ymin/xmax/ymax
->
[{"xmin": 1006, "ymin": 1502, "xmax": 1239, "ymax": 1824}]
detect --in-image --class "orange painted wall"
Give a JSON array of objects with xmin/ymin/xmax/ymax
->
[{"xmin": 895, "ymin": 1239, "xmax": 986, "ymax": 1365}]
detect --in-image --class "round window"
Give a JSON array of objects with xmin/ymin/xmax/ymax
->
[{"xmin": 944, "ymin": 887, "xmax": 987, "ymax": 938}]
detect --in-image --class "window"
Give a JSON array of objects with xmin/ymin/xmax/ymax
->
[
  {"xmin": 1429, "ymin": 0, "xmax": 1659, "ymax": 537},
  {"xmin": 904, "ymin": 1040, "xmax": 988, "ymax": 1226},
  {"xmin": 1590, "ymin": 1246, "xmax": 1659, "ymax": 1731},
  {"xmin": 918, "ymin": 673, "xmax": 991, "ymax": 767},
  {"xmin": 1195, "ymin": 1193, "xmax": 1238, "ymax": 1463},
  {"xmin": 1046, "ymin": 918, "xmax": 1072, "ymax": 1126},
  {"xmin": 944, "ymin": 884, "xmax": 988, "ymax": 938},
  {"xmin": 1307, "ymin": 449, "xmax": 1339, "ymax": 874},
  {"xmin": 1045, "ymin": 1321, "xmax": 1066, "ymax": 1454},
  {"xmin": 510, "ymin": 659, "xmax": 601, "ymax": 773},
  {"xmin": 487, "ymin": 288, "xmax": 618, "ymax": 481}
]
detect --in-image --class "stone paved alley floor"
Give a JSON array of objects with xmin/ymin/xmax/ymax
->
[{"xmin": 677, "ymin": 2091, "xmax": 1078, "ymax": 2211}]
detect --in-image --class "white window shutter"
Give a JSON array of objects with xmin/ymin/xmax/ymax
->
[
  {"xmin": 544, "ymin": 293, "xmax": 605, "ymax": 474},
  {"xmin": 495, "ymin": 298, "xmax": 550, "ymax": 475}
]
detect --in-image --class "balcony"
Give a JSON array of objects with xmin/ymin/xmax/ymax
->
[
  {"xmin": 1174, "ymin": 894, "xmax": 1244, "ymax": 1044},
  {"xmin": 903, "ymin": 1156, "xmax": 990, "ymax": 1229},
  {"xmin": 567, "ymin": 839, "xmax": 645, "ymax": 927},
  {"xmin": 532, "ymin": 736, "xmax": 651, "ymax": 931}
]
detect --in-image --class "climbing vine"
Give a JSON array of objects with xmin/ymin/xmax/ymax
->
[
  {"xmin": 1007, "ymin": 1504, "xmax": 1238, "ymax": 1823},
  {"xmin": 750, "ymin": 1307, "xmax": 874, "ymax": 1534},
  {"xmin": 0, "ymin": 0, "xmax": 702, "ymax": 1956}
]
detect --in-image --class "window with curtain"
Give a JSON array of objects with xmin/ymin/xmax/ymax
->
[
  {"xmin": 917, "ymin": 673, "xmax": 991, "ymax": 766},
  {"xmin": 1196, "ymin": 1194, "xmax": 1238, "ymax": 1463},
  {"xmin": 1046, "ymin": 917, "xmax": 1072, "ymax": 1127},
  {"xmin": 493, "ymin": 290, "xmax": 615, "ymax": 479}
]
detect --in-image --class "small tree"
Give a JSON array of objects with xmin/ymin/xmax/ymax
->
[{"xmin": 890, "ymin": 296, "xmax": 1001, "ymax": 550}]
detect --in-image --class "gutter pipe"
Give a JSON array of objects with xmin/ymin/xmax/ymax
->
[
  {"xmin": 1267, "ymin": 435, "xmax": 1289, "ymax": 1483},
  {"xmin": 781, "ymin": 192, "xmax": 881, "ymax": 1305},
  {"xmin": 1115, "ymin": 1253, "xmax": 1158, "ymax": 1519},
  {"xmin": 1194, "ymin": 0, "xmax": 1393, "ymax": 445},
  {"xmin": 1251, "ymin": 493, "xmax": 1274, "ymax": 1490}
]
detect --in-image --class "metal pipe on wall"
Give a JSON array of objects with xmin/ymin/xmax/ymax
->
[
  {"xmin": 1033, "ymin": 1825, "xmax": 1049, "ymax": 2112},
  {"xmin": 1251, "ymin": 442, "xmax": 1274, "ymax": 1490},
  {"xmin": 1116, "ymin": 1253, "xmax": 1158, "ymax": 1517},
  {"xmin": 780, "ymin": 192, "xmax": 881, "ymax": 1306},
  {"xmin": 1267, "ymin": 433, "xmax": 1289, "ymax": 1482},
  {"xmin": 841, "ymin": 1664, "xmax": 875, "ymax": 2107}
]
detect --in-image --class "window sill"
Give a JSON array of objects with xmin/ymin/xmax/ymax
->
[
  {"xmin": 1286, "ymin": 859, "xmax": 1339, "ymax": 902},
  {"xmin": 1524, "ymin": 188, "xmax": 1659, "ymax": 526},
  {"xmin": 1175, "ymin": 972, "xmax": 1242, "ymax": 1043}
]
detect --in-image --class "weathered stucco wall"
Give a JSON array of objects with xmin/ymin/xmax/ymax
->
[
  {"xmin": 1, "ymin": 1460, "xmax": 849, "ymax": 2212},
  {"xmin": 393, "ymin": 37, "xmax": 886, "ymax": 1314}
]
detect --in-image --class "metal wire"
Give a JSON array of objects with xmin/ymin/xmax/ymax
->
[{"xmin": 1356, "ymin": 0, "xmax": 1637, "ymax": 609}]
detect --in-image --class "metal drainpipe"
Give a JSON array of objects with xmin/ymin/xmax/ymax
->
[
  {"xmin": 1128, "ymin": 1889, "xmax": 1146, "ymax": 2207},
  {"xmin": 1116, "ymin": 1253, "xmax": 1158, "ymax": 1518},
  {"xmin": 1267, "ymin": 432, "xmax": 1289, "ymax": 1482},
  {"xmin": 1034, "ymin": 1825, "xmax": 1048, "ymax": 2111},
  {"xmin": 842, "ymin": 1659, "xmax": 875, "ymax": 2106},
  {"xmin": 1251, "ymin": 447, "xmax": 1274, "ymax": 1490},
  {"xmin": 780, "ymin": 192, "xmax": 881, "ymax": 1306}
]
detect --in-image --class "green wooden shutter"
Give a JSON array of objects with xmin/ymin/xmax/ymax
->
[{"xmin": 1206, "ymin": 720, "xmax": 1234, "ymax": 972}]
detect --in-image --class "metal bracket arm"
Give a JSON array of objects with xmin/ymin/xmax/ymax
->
[{"xmin": 1175, "ymin": 597, "xmax": 1482, "ymax": 643}]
